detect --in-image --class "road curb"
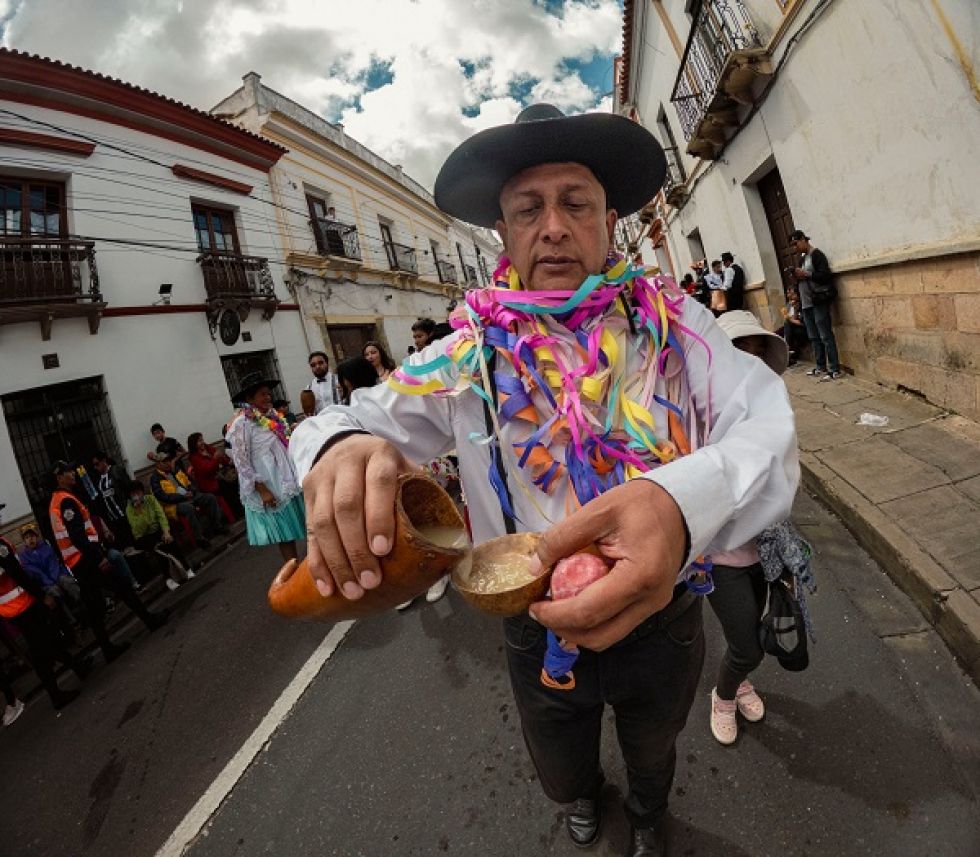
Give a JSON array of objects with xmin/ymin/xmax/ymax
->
[{"xmin": 800, "ymin": 451, "xmax": 980, "ymax": 685}]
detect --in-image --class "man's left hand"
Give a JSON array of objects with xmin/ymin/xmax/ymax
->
[{"xmin": 528, "ymin": 479, "xmax": 687, "ymax": 651}]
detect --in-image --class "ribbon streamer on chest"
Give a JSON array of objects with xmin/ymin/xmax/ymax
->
[{"xmin": 388, "ymin": 255, "xmax": 712, "ymax": 516}]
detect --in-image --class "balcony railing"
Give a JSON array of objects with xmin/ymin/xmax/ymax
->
[
  {"xmin": 463, "ymin": 264, "xmax": 478, "ymax": 287},
  {"xmin": 670, "ymin": 0, "xmax": 770, "ymax": 159},
  {"xmin": 311, "ymin": 218, "xmax": 362, "ymax": 261},
  {"xmin": 384, "ymin": 241, "xmax": 418, "ymax": 275},
  {"xmin": 661, "ymin": 146, "xmax": 688, "ymax": 207},
  {"xmin": 0, "ymin": 237, "xmax": 105, "ymax": 338},
  {"xmin": 435, "ymin": 258, "xmax": 458, "ymax": 285},
  {"xmin": 0, "ymin": 237, "xmax": 101, "ymax": 305},
  {"xmin": 197, "ymin": 250, "xmax": 279, "ymax": 318}
]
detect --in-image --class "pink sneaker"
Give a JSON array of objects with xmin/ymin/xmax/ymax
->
[
  {"xmin": 735, "ymin": 680, "xmax": 765, "ymax": 722},
  {"xmin": 710, "ymin": 688, "xmax": 738, "ymax": 745}
]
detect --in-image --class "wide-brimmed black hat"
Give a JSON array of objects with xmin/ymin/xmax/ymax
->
[
  {"xmin": 230, "ymin": 372, "xmax": 280, "ymax": 404},
  {"xmin": 434, "ymin": 103, "xmax": 666, "ymax": 228}
]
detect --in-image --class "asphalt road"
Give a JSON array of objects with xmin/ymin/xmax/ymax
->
[{"xmin": 1, "ymin": 491, "xmax": 978, "ymax": 857}]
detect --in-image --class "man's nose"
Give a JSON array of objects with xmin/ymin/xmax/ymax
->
[{"xmin": 539, "ymin": 203, "xmax": 571, "ymax": 243}]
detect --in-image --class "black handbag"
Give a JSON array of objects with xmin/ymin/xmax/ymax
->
[
  {"xmin": 810, "ymin": 280, "xmax": 838, "ymax": 304},
  {"xmin": 758, "ymin": 575, "xmax": 809, "ymax": 672}
]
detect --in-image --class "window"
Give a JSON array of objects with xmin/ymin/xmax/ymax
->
[
  {"xmin": 0, "ymin": 177, "xmax": 66, "ymax": 236},
  {"xmin": 193, "ymin": 204, "xmax": 239, "ymax": 254},
  {"xmin": 657, "ymin": 106, "xmax": 687, "ymax": 182},
  {"xmin": 306, "ymin": 193, "xmax": 335, "ymax": 223},
  {"xmin": 220, "ymin": 350, "xmax": 283, "ymax": 402}
]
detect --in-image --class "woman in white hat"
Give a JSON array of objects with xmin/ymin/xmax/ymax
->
[{"xmin": 706, "ymin": 310, "xmax": 788, "ymax": 746}]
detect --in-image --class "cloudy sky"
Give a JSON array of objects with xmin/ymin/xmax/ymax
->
[{"xmin": 0, "ymin": 0, "xmax": 622, "ymax": 189}]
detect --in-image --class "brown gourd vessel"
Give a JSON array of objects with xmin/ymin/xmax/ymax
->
[{"xmin": 268, "ymin": 474, "xmax": 468, "ymax": 620}]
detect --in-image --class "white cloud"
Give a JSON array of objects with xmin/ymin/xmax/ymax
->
[{"xmin": 1, "ymin": 0, "xmax": 622, "ymax": 188}]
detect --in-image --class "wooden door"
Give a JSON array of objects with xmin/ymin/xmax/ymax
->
[
  {"xmin": 328, "ymin": 324, "xmax": 377, "ymax": 362},
  {"xmin": 757, "ymin": 168, "xmax": 797, "ymax": 293}
]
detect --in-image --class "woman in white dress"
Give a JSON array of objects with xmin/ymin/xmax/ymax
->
[{"xmin": 226, "ymin": 373, "xmax": 305, "ymax": 562}]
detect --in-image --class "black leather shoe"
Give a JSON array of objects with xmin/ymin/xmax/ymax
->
[
  {"xmin": 626, "ymin": 824, "xmax": 666, "ymax": 857},
  {"xmin": 565, "ymin": 797, "xmax": 601, "ymax": 848}
]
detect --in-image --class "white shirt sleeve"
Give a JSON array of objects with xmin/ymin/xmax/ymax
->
[
  {"xmin": 722, "ymin": 266, "xmax": 735, "ymax": 290},
  {"xmin": 290, "ymin": 339, "xmax": 459, "ymax": 483},
  {"xmin": 642, "ymin": 299, "xmax": 799, "ymax": 566}
]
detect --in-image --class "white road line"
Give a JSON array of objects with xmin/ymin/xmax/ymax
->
[{"xmin": 154, "ymin": 620, "xmax": 355, "ymax": 857}]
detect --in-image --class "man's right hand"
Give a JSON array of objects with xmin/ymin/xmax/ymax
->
[{"xmin": 303, "ymin": 434, "xmax": 416, "ymax": 601}]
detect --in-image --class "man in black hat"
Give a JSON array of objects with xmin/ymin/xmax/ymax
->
[
  {"xmin": 290, "ymin": 105, "xmax": 798, "ymax": 855},
  {"xmin": 720, "ymin": 251, "xmax": 746, "ymax": 311},
  {"xmin": 48, "ymin": 461, "xmax": 167, "ymax": 663}
]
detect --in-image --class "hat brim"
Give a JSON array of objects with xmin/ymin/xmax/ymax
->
[
  {"xmin": 231, "ymin": 377, "xmax": 280, "ymax": 404},
  {"xmin": 434, "ymin": 112, "xmax": 667, "ymax": 228}
]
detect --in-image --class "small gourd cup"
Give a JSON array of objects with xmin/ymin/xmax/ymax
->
[
  {"xmin": 268, "ymin": 473, "xmax": 467, "ymax": 620},
  {"xmin": 451, "ymin": 532, "xmax": 551, "ymax": 617}
]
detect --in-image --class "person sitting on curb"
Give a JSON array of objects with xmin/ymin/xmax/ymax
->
[
  {"xmin": 150, "ymin": 452, "xmax": 227, "ymax": 549},
  {"xmin": 0, "ymin": 532, "xmax": 91, "ymax": 711},
  {"xmin": 17, "ymin": 522, "xmax": 84, "ymax": 623},
  {"xmin": 127, "ymin": 480, "xmax": 195, "ymax": 591}
]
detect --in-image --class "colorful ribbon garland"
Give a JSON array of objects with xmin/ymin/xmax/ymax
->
[{"xmin": 389, "ymin": 254, "xmax": 712, "ymax": 515}]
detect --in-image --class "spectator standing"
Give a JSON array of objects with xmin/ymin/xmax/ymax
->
[
  {"xmin": 306, "ymin": 351, "xmax": 342, "ymax": 414},
  {"xmin": 411, "ymin": 318, "xmax": 436, "ymax": 351},
  {"xmin": 150, "ymin": 453, "xmax": 227, "ymax": 549},
  {"xmin": 789, "ymin": 229, "xmax": 842, "ymax": 381},
  {"xmin": 720, "ymin": 252, "xmax": 746, "ymax": 311},
  {"xmin": 363, "ymin": 340, "xmax": 396, "ymax": 382},
  {"xmin": 336, "ymin": 357, "xmax": 378, "ymax": 404},
  {"xmin": 706, "ymin": 259, "xmax": 727, "ymax": 315},
  {"xmin": 126, "ymin": 481, "xmax": 194, "ymax": 591},
  {"xmin": 227, "ymin": 373, "xmax": 306, "ymax": 563}
]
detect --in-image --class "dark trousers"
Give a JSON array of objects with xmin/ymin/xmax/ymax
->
[
  {"xmin": 706, "ymin": 563, "xmax": 767, "ymax": 700},
  {"xmin": 10, "ymin": 602, "xmax": 82, "ymax": 706},
  {"xmin": 74, "ymin": 557, "xmax": 154, "ymax": 654},
  {"xmin": 504, "ymin": 592, "xmax": 704, "ymax": 829},
  {"xmin": 1, "ymin": 669, "xmax": 16, "ymax": 705},
  {"xmin": 801, "ymin": 304, "xmax": 840, "ymax": 372},
  {"xmin": 176, "ymin": 493, "xmax": 224, "ymax": 541},
  {"xmin": 134, "ymin": 532, "xmax": 190, "ymax": 578}
]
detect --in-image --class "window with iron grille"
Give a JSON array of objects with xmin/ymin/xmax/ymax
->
[
  {"xmin": 220, "ymin": 349, "xmax": 284, "ymax": 403},
  {"xmin": 2, "ymin": 376, "xmax": 124, "ymax": 522}
]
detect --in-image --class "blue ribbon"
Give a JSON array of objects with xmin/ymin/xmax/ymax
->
[{"xmin": 543, "ymin": 631, "xmax": 579, "ymax": 679}]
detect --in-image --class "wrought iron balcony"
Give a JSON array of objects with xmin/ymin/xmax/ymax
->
[
  {"xmin": 435, "ymin": 258, "xmax": 458, "ymax": 285},
  {"xmin": 661, "ymin": 146, "xmax": 688, "ymax": 208},
  {"xmin": 670, "ymin": 0, "xmax": 772, "ymax": 159},
  {"xmin": 196, "ymin": 250, "xmax": 279, "ymax": 319},
  {"xmin": 311, "ymin": 218, "xmax": 362, "ymax": 261},
  {"xmin": 384, "ymin": 241, "xmax": 418, "ymax": 275},
  {"xmin": 0, "ymin": 237, "xmax": 105, "ymax": 338}
]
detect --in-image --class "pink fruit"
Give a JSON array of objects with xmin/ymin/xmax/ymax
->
[{"xmin": 551, "ymin": 552, "xmax": 610, "ymax": 600}]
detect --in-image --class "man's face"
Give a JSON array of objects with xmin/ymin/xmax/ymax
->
[
  {"xmin": 793, "ymin": 238, "xmax": 808, "ymax": 254},
  {"xmin": 412, "ymin": 329, "xmax": 429, "ymax": 350},
  {"xmin": 712, "ymin": 263, "xmax": 722, "ymax": 274},
  {"xmin": 158, "ymin": 458, "xmax": 173, "ymax": 473},
  {"xmin": 152, "ymin": 428, "xmax": 166, "ymax": 443},
  {"xmin": 496, "ymin": 162, "xmax": 616, "ymax": 292},
  {"xmin": 93, "ymin": 459, "xmax": 108, "ymax": 474},
  {"xmin": 57, "ymin": 470, "xmax": 76, "ymax": 490},
  {"xmin": 735, "ymin": 335, "xmax": 769, "ymax": 360},
  {"xmin": 309, "ymin": 355, "xmax": 328, "ymax": 378}
]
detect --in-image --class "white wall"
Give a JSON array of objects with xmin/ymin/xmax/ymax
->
[{"xmin": 0, "ymin": 103, "xmax": 309, "ymax": 520}]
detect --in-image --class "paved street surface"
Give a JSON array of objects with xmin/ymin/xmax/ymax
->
[{"xmin": 1, "ymin": 492, "xmax": 978, "ymax": 857}]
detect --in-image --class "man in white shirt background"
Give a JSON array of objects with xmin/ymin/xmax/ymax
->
[{"xmin": 306, "ymin": 351, "xmax": 341, "ymax": 414}]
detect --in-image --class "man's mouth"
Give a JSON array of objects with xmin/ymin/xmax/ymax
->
[{"xmin": 536, "ymin": 256, "xmax": 577, "ymax": 269}]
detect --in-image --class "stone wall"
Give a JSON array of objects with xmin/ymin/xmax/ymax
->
[{"xmin": 834, "ymin": 251, "xmax": 980, "ymax": 421}]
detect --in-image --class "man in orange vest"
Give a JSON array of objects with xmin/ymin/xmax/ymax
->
[
  {"xmin": 0, "ymin": 533, "xmax": 90, "ymax": 710},
  {"xmin": 49, "ymin": 461, "xmax": 167, "ymax": 663}
]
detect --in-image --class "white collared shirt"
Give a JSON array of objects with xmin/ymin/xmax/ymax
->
[
  {"xmin": 307, "ymin": 372, "xmax": 341, "ymax": 413},
  {"xmin": 290, "ymin": 298, "xmax": 799, "ymax": 569}
]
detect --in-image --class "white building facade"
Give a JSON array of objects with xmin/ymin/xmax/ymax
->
[
  {"xmin": 0, "ymin": 49, "xmax": 312, "ymax": 528},
  {"xmin": 617, "ymin": 0, "xmax": 980, "ymax": 419},
  {"xmin": 212, "ymin": 74, "xmax": 502, "ymax": 364}
]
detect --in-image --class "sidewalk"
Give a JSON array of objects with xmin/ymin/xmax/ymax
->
[{"xmin": 785, "ymin": 365, "xmax": 980, "ymax": 684}]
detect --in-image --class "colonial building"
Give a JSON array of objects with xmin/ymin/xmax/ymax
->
[
  {"xmin": 212, "ymin": 73, "xmax": 502, "ymax": 363},
  {"xmin": 616, "ymin": 0, "xmax": 980, "ymax": 419},
  {"xmin": 0, "ymin": 49, "xmax": 312, "ymax": 527}
]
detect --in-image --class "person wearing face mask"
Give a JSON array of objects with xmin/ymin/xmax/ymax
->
[{"xmin": 126, "ymin": 480, "xmax": 195, "ymax": 591}]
